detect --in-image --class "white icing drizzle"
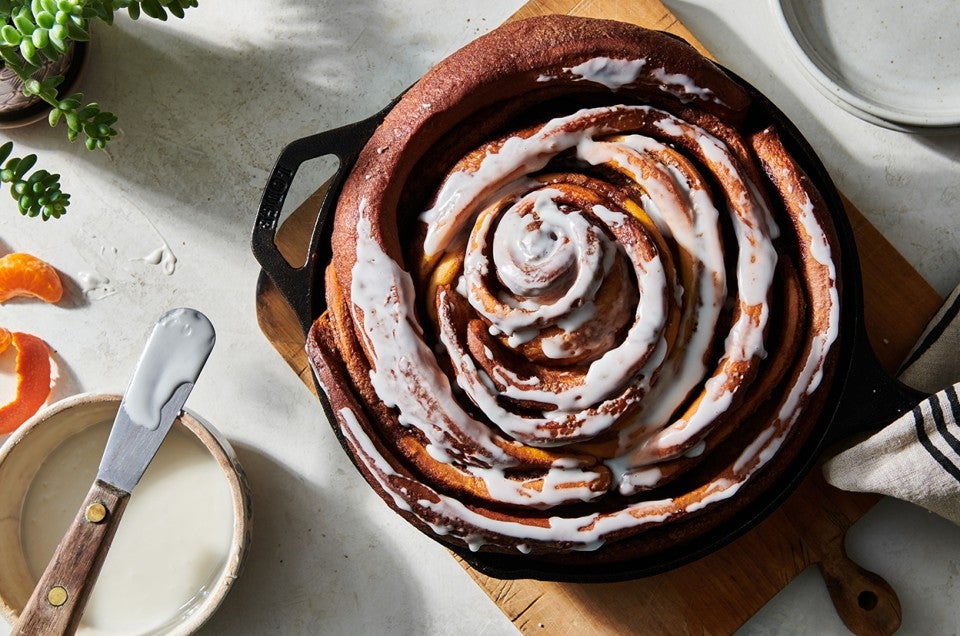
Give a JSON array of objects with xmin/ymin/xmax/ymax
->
[
  {"xmin": 418, "ymin": 105, "xmax": 779, "ymax": 458},
  {"xmin": 420, "ymin": 107, "xmax": 632, "ymax": 255},
  {"xmin": 122, "ymin": 308, "xmax": 215, "ymax": 431},
  {"xmin": 565, "ymin": 57, "xmax": 648, "ymax": 90},
  {"xmin": 775, "ymin": 194, "xmax": 841, "ymax": 422},
  {"xmin": 78, "ymin": 271, "xmax": 118, "ymax": 300},
  {"xmin": 439, "ymin": 286, "xmax": 663, "ymax": 444},
  {"xmin": 544, "ymin": 57, "xmax": 728, "ymax": 109},
  {"xmin": 337, "ymin": 407, "xmax": 412, "ymax": 514},
  {"xmin": 350, "ymin": 203, "xmax": 606, "ymax": 506},
  {"xmin": 442, "ymin": 175, "xmax": 672, "ymax": 443},
  {"xmin": 590, "ymin": 203, "xmax": 627, "ymax": 227},
  {"xmin": 604, "ymin": 116, "xmax": 779, "ymax": 474},
  {"xmin": 650, "ymin": 67, "xmax": 726, "ymax": 106},
  {"xmin": 579, "ymin": 136, "xmax": 726, "ymax": 438},
  {"xmin": 337, "ymin": 397, "xmax": 687, "ymax": 549},
  {"xmin": 471, "ymin": 189, "xmax": 609, "ymax": 333},
  {"xmin": 540, "ymin": 333, "xmax": 584, "ymax": 360},
  {"xmin": 570, "ymin": 127, "xmax": 770, "ymax": 475},
  {"xmin": 137, "ymin": 244, "xmax": 178, "ymax": 276}
]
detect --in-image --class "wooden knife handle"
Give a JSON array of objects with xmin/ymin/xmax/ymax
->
[{"xmin": 13, "ymin": 480, "xmax": 130, "ymax": 636}]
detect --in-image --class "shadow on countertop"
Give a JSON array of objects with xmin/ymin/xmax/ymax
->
[
  {"xmin": 201, "ymin": 441, "xmax": 426, "ymax": 636},
  {"xmin": 1, "ymin": 0, "xmax": 429, "ymax": 238}
]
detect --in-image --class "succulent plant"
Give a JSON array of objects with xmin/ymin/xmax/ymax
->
[
  {"xmin": 0, "ymin": 140, "xmax": 68, "ymax": 219},
  {"xmin": 0, "ymin": 0, "xmax": 198, "ymax": 220}
]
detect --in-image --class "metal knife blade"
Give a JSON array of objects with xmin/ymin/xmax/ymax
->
[{"xmin": 98, "ymin": 307, "xmax": 216, "ymax": 493}]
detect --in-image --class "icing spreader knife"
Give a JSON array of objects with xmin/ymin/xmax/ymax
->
[{"xmin": 13, "ymin": 308, "xmax": 216, "ymax": 636}]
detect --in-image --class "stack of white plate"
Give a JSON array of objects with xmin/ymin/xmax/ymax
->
[{"xmin": 770, "ymin": 0, "xmax": 960, "ymax": 132}]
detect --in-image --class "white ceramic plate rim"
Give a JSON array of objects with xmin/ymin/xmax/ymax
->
[{"xmin": 769, "ymin": 0, "xmax": 960, "ymax": 130}]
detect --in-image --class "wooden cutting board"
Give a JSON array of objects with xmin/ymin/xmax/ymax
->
[{"xmin": 254, "ymin": 1, "xmax": 943, "ymax": 633}]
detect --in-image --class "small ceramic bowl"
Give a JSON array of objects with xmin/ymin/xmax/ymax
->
[{"xmin": 0, "ymin": 394, "xmax": 252, "ymax": 636}]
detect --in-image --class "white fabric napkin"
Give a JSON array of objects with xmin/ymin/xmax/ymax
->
[{"xmin": 823, "ymin": 282, "xmax": 960, "ymax": 524}]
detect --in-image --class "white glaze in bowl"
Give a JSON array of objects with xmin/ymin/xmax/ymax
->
[{"xmin": 0, "ymin": 394, "xmax": 252, "ymax": 636}]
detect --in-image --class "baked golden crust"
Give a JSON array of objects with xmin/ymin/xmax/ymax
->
[{"xmin": 307, "ymin": 15, "xmax": 843, "ymax": 562}]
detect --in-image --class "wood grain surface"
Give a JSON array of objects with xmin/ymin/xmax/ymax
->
[
  {"xmin": 254, "ymin": 1, "xmax": 943, "ymax": 633},
  {"xmin": 13, "ymin": 481, "xmax": 130, "ymax": 635}
]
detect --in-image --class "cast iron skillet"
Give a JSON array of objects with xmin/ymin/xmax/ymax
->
[{"xmin": 252, "ymin": 67, "xmax": 927, "ymax": 582}]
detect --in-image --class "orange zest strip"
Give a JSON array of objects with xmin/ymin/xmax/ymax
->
[
  {"xmin": 0, "ymin": 252, "xmax": 64, "ymax": 304},
  {"xmin": 0, "ymin": 327, "xmax": 10, "ymax": 354},
  {"xmin": 0, "ymin": 332, "xmax": 52, "ymax": 434}
]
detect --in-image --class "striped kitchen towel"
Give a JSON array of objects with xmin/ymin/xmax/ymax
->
[{"xmin": 824, "ymin": 282, "xmax": 960, "ymax": 524}]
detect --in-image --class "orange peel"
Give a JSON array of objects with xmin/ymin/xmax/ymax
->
[
  {"xmin": 0, "ymin": 252, "xmax": 64, "ymax": 304},
  {"xmin": 0, "ymin": 331, "xmax": 52, "ymax": 434}
]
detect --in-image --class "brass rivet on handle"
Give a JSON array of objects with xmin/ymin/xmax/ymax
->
[
  {"xmin": 47, "ymin": 586, "xmax": 68, "ymax": 607},
  {"xmin": 85, "ymin": 502, "xmax": 108, "ymax": 524}
]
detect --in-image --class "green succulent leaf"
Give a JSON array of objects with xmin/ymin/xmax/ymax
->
[
  {"xmin": 140, "ymin": 0, "xmax": 164, "ymax": 20},
  {"xmin": 63, "ymin": 110, "xmax": 79, "ymax": 130},
  {"xmin": 30, "ymin": 26, "xmax": 48, "ymax": 49},
  {"xmin": 35, "ymin": 10, "xmax": 54, "ymax": 28},
  {"xmin": 1, "ymin": 24, "xmax": 22, "ymax": 45},
  {"xmin": 21, "ymin": 78, "xmax": 41, "ymax": 94},
  {"xmin": 13, "ymin": 9, "xmax": 37, "ymax": 35},
  {"xmin": 0, "ymin": 147, "xmax": 69, "ymax": 219},
  {"xmin": 64, "ymin": 19, "xmax": 88, "ymax": 40},
  {"xmin": 48, "ymin": 22, "xmax": 66, "ymax": 47},
  {"xmin": 15, "ymin": 155, "xmax": 37, "ymax": 178},
  {"xmin": 18, "ymin": 37, "xmax": 38, "ymax": 65}
]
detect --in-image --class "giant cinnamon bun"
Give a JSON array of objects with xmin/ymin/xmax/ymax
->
[{"xmin": 307, "ymin": 15, "xmax": 842, "ymax": 564}]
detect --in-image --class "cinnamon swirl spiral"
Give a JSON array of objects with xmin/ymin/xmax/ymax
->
[{"xmin": 308, "ymin": 15, "xmax": 842, "ymax": 561}]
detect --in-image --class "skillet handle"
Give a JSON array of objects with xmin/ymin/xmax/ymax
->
[
  {"xmin": 827, "ymin": 324, "xmax": 928, "ymax": 446},
  {"xmin": 251, "ymin": 111, "xmax": 386, "ymax": 336}
]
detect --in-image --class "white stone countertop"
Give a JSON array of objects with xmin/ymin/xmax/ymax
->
[{"xmin": 1, "ymin": 1, "xmax": 957, "ymax": 634}]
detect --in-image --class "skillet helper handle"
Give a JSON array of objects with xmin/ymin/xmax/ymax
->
[
  {"xmin": 13, "ymin": 480, "xmax": 129, "ymax": 636},
  {"xmin": 252, "ymin": 112, "xmax": 384, "ymax": 336},
  {"xmin": 824, "ymin": 282, "xmax": 960, "ymax": 521},
  {"xmin": 827, "ymin": 323, "xmax": 928, "ymax": 446}
]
